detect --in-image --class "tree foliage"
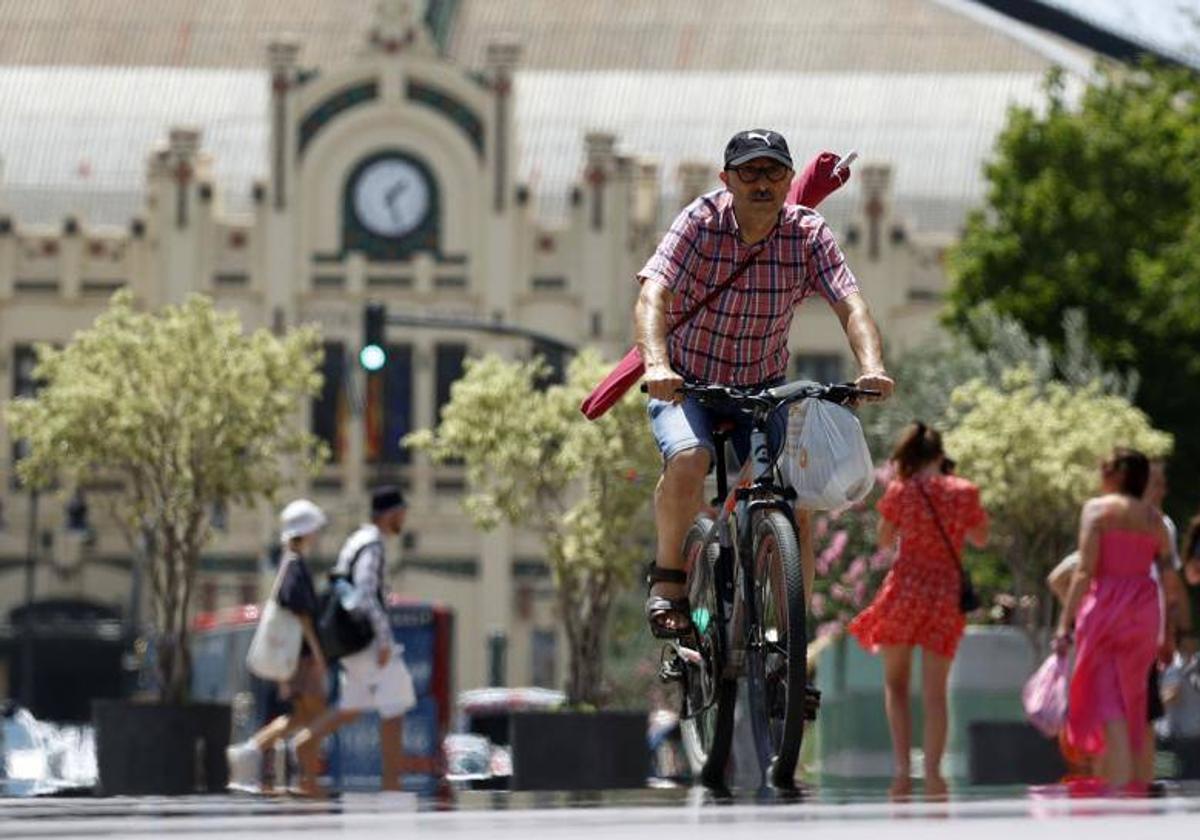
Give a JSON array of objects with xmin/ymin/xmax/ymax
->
[
  {"xmin": 943, "ymin": 368, "xmax": 1172, "ymax": 633},
  {"xmin": 860, "ymin": 306, "xmax": 1135, "ymax": 459},
  {"xmin": 406, "ymin": 351, "xmax": 661, "ymax": 707},
  {"xmin": 5, "ymin": 292, "xmax": 325, "ymax": 702},
  {"xmin": 945, "ymin": 62, "xmax": 1200, "ymax": 516}
]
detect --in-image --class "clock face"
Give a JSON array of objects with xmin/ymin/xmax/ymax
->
[{"xmin": 350, "ymin": 157, "xmax": 431, "ymax": 238}]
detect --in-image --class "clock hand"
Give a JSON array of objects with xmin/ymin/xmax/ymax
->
[
  {"xmin": 384, "ymin": 180, "xmax": 408, "ymax": 205},
  {"xmin": 384, "ymin": 180, "xmax": 408, "ymax": 226}
]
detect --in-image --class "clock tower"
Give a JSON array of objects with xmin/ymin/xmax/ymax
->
[
  {"xmin": 262, "ymin": 2, "xmax": 504, "ymax": 328},
  {"xmin": 257, "ymin": 4, "xmax": 557, "ymax": 692}
]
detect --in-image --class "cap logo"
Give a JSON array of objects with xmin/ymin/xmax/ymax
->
[{"xmin": 746, "ymin": 131, "xmax": 773, "ymax": 144}]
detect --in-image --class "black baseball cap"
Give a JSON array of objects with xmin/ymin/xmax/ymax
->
[
  {"xmin": 371, "ymin": 485, "xmax": 406, "ymax": 515},
  {"xmin": 724, "ymin": 129, "xmax": 794, "ymax": 169}
]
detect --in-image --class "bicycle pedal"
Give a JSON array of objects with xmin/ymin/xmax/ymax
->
[
  {"xmin": 657, "ymin": 649, "xmax": 686, "ymax": 683},
  {"xmin": 658, "ymin": 662, "xmax": 685, "ymax": 683}
]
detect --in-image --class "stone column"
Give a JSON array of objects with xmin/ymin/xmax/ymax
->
[
  {"xmin": 146, "ymin": 127, "xmax": 204, "ymax": 305},
  {"xmin": 678, "ymin": 161, "xmax": 714, "ymax": 207},
  {"xmin": 576, "ymin": 132, "xmax": 618, "ymax": 347},
  {"xmin": 859, "ymin": 163, "xmax": 892, "ymax": 262},
  {"xmin": 59, "ymin": 217, "xmax": 82, "ymax": 301},
  {"xmin": 267, "ymin": 39, "xmax": 300, "ymax": 213},
  {"xmin": 265, "ymin": 39, "xmax": 301, "ymax": 334},
  {"xmin": 0, "ymin": 214, "xmax": 15, "ymax": 301},
  {"xmin": 486, "ymin": 39, "xmax": 522, "ymax": 216},
  {"xmin": 482, "ymin": 38, "xmax": 523, "ymax": 324}
]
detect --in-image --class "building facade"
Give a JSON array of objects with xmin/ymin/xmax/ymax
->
[{"xmin": 0, "ymin": 0, "xmax": 1114, "ymax": 695}]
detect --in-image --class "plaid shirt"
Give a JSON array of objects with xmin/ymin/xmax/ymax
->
[{"xmin": 638, "ymin": 189, "xmax": 859, "ymax": 386}]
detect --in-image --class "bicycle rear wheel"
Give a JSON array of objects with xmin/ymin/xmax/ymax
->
[
  {"xmin": 678, "ymin": 514, "xmax": 737, "ymax": 789},
  {"xmin": 745, "ymin": 509, "xmax": 808, "ymax": 789}
]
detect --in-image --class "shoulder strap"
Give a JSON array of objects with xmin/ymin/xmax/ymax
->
[
  {"xmin": 668, "ymin": 246, "xmax": 764, "ymax": 335},
  {"xmin": 345, "ymin": 539, "xmax": 383, "ymax": 578},
  {"xmin": 268, "ymin": 551, "xmax": 294, "ymax": 602},
  {"xmin": 914, "ymin": 481, "xmax": 962, "ymax": 571}
]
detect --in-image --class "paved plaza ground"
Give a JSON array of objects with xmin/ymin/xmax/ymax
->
[{"xmin": 4, "ymin": 786, "xmax": 1200, "ymax": 839}]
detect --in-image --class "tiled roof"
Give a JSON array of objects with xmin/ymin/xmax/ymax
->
[
  {"xmin": 0, "ymin": 0, "xmax": 375, "ymax": 68},
  {"xmin": 0, "ymin": 67, "xmax": 266, "ymax": 225},
  {"xmin": 0, "ymin": 0, "xmax": 1097, "ymax": 231},
  {"xmin": 516, "ymin": 70, "xmax": 1061, "ymax": 229},
  {"xmin": 448, "ymin": 0, "xmax": 1073, "ymax": 72}
]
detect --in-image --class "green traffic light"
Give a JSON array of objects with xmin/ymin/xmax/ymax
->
[{"xmin": 359, "ymin": 344, "xmax": 386, "ymax": 372}]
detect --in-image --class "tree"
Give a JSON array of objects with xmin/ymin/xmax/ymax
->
[
  {"xmin": 942, "ymin": 368, "xmax": 1172, "ymax": 635},
  {"xmin": 6, "ymin": 292, "xmax": 325, "ymax": 703},
  {"xmin": 859, "ymin": 306, "xmax": 1136, "ymax": 461},
  {"xmin": 945, "ymin": 62, "xmax": 1200, "ymax": 516},
  {"xmin": 406, "ymin": 351, "xmax": 660, "ymax": 707}
]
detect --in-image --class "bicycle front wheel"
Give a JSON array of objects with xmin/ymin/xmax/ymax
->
[
  {"xmin": 745, "ymin": 509, "xmax": 808, "ymax": 789},
  {"xmin": 678, "ymin": 514, "xmax": 737, "ymax": 789}
]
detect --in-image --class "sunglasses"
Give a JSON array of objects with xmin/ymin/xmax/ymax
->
[{"xmin": 729, "ymin": 163, "xmax": 790, "ymax": 184}]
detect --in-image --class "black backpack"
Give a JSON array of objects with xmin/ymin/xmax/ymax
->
[{"xmin": 316, "ymin": 541, "xmax": 381, "ymax": 660}]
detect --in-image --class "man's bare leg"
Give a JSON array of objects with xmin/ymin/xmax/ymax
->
[
  {"xmin": 292, "ymin": 707, "xmax": 360, "ymax": 795},
  {"xmin": 380, "ymin": 715, "xmax": 405, "ymax": 791},
  {"xmin": 649, "ymin": 447, "xmax": 710, "ymax": 633}
]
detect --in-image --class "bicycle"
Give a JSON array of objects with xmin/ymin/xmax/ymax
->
[{"xmin": 648, "ymin": 378, "xmax": 878, "ymax": 791}]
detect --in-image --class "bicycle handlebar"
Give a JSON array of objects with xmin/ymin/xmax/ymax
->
[{"xmin": 638, "ymin": 379, "xmax": 880, "ymax": 409}]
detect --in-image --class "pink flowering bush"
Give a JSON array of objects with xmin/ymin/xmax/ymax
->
[{"xmin": 808, "ymin": 481, "xmax": 894, "ymax": 638}]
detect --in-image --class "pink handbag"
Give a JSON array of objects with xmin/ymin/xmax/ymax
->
[
  {"xmin": 1022, "ymin": 652, "xmax": 1071, "ymax": 737},
  {"xmin": 579, "ymin": 151, "xmax": 852, "ymax": 420}
]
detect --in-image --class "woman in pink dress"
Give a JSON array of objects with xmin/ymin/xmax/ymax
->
[
  {"xmin": 1057, "ymin": 448, "xmax": 1172, "ymax": 790},
  {"xmin": 849, "ymin": 422, "xmax": 988, "ymax": 799}
]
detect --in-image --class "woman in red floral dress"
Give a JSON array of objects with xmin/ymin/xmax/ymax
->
[{"xmin": 848, "ymin": 422, "xmax": 988, "ymax": 799}]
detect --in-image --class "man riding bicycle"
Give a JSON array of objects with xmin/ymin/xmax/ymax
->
[{"xmin": 636, "ymin": 129, "xmax": 894, "ymax": 639}]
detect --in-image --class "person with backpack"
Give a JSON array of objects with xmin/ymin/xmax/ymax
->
[
  {"xmin": 227, "ymin": 499, "xmax": 330, "ymax": 792},
  {"xmin": 289, "ymin": 486, "xmax": 416, "ymax": 795}
]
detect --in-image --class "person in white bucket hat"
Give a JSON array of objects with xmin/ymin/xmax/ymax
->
[{"xmin": 227, "ymin": 499, "xmax": 330, "ymax": 793}]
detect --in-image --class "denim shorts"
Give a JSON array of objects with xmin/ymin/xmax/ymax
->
[{"xmin": 647, "ymin": 395, "xmax": 787, "ymax": 467}]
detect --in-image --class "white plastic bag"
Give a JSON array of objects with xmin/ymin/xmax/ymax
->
[
  {"xmin": 779, "ymin": 397, "xmax": 875, "ymax": 510},
  {"xmin": 245, "ymin": 586, "xmax": 303, "ymax": 682}
]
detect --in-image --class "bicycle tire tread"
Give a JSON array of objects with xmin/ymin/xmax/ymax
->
[
  {"xmin": 679, "ymin": 515, "xmax": 737, "ymax": 788},
  {"xmin": 750, "ymin": 510, "xmax": 808, "ymax": 789}
]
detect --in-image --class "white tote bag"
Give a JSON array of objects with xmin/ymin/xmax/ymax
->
[
  {"xmin": 245, "ymin": 559, "xmax": 304, "ymax": 682},
  {"xmin": 780, "ymin": 397, "xmax": 875, "ymax": 510}
]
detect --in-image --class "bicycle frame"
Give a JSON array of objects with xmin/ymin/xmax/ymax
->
[
  {"xmin": 666, "ymin": 378, "xmax": 877, "ymax": 786},
  {"xmin": 703, "ymin": 418, "xmax": 798, "ymax": 681}
]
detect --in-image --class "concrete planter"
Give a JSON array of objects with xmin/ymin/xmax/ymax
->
[
  {"xmin": 967, "ymin": 721, "xmax": 1066, "ymax": 784},
  {"xmin": 93, "ymin": 700, "xmax": 231, "ymax": 795},
  {"xmin": 509, "ymin": 710, "xmax": 648, "ymax": 791}
]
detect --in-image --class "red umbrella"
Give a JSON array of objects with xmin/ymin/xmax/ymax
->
[{"xmin": 787, "ymin": 150, "xmax": 855, "ymax": 207}]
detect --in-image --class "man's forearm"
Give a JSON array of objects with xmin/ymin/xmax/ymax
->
[
  {"xmin": 845, "ymin": 306, "xmax": 886, "ymax": 375},
  {"xmin": 634, "ymin": 288, "xmax": 672, "ymax": 368}
]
